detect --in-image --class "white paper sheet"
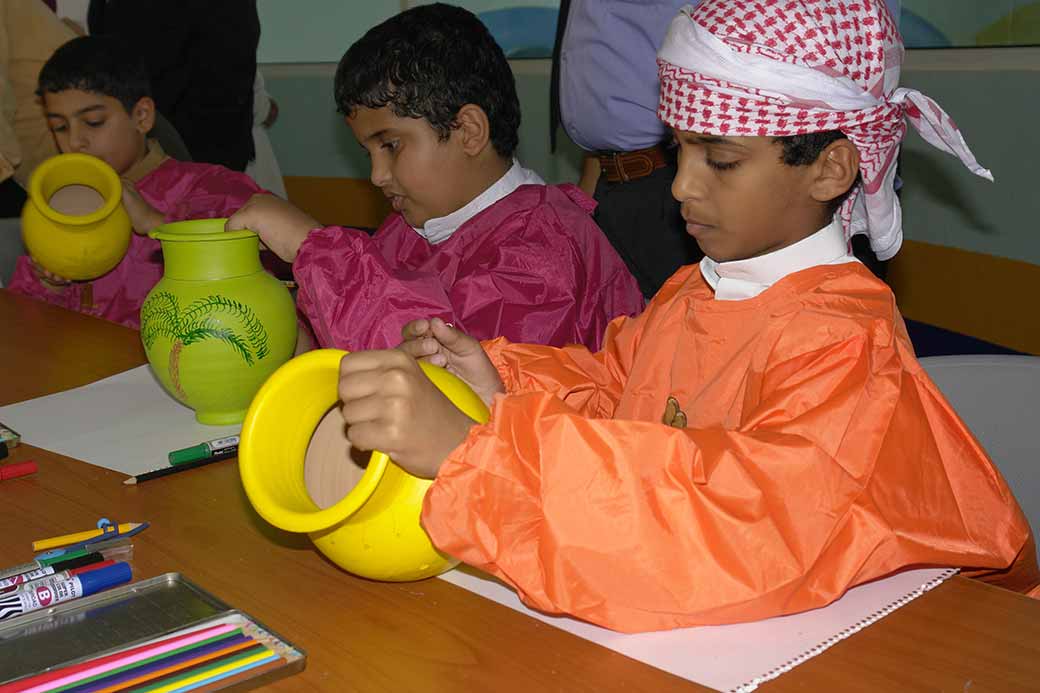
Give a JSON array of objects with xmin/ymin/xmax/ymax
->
[
  {"xmin": 0, "ymin": 366, "xmax": 239, "ymax": 476},
  {"xmin": 439, "ymin": 566, "xmax": 957, "ymax": 692}
]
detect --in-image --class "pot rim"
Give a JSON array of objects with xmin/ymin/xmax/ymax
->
[
  {"xmin": 29, "ymin": 153, "xmax": 124, "ymax": 227},
  {"xmin": 239, "ymin": 349, "xmax": 391, "ymax": 534},
  {"xmin": 150, "ymin": 218, "xmax": 258, "ymax": 243}
]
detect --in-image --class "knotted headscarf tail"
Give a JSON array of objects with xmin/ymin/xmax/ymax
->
[{"xmin": 657, "ymin": 0, "xmax": 992, "ymax": 260}]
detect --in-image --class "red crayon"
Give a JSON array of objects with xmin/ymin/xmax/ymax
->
[{"xmin": 0, "ymin": 460, "xmax": 37, "ymax": 481}]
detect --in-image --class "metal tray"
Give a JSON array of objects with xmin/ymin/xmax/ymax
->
[{"xmin": 0, "ymin": 572, "xmax": 306, "ymax": 689}]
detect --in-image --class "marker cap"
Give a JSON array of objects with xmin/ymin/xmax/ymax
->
[
  {"xmin": 0, "ymin": 461, "xmax": 37, "ymax": 481},
  {"xmin": 168, "ymin": 444, "xmax": 209, "ymax": 466},
  {"xmin": 38, "ymin": 549, "xmax": 88, "ymax": 567},
  {"xmin": 78, "ymin": 562, "xmax": 132, "ymax": 595}
]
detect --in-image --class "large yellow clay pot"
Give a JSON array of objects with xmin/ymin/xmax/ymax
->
[
  {"xmin": 239, "ymin": 349, "xmax": 489, "ymax": 581},
  {"xmin": 21, "ymin": 153, "xmax": 131, "ymax": 280}
]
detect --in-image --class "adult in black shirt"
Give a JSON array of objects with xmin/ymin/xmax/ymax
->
[{"xmin": 88, "ymin": 0, "xmax": 259, "ymax": 171}]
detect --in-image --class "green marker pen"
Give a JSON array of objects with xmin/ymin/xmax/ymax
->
[
  {"xmin": 38, "ymin": 548, "xmax": 89, "ymax": 566},
  {"xmin": 168, "ymin": 435, "xmax": 239, "ymax": 466}
]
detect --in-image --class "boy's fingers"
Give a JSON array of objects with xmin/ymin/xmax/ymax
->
[
  {"xmin": 339, "ymin": 391, "xmax": 385, "ymax": 428},
  {"xmin": 423, "ymin": 352, "xmax": 448, "ymax": 368},
  {"xmin": 225, "ymin": 195, "xmax": 264, "ymax": 231},
  {"xmin": 430, "ymin": 318, "xmax": 466, "ymax": 348},
  {"xmin": 225, "ymin": 210, "xmax": 246, "ymax": 232},
  {"xmin": 339, "ymin": 349, "xmax": 409, "ymax": 377},
  {"xmin": 339, "ymin": 351, "xmax": 421, "ymax": 407},
  {"xmin": 400, "ymin": 319, "xmax": 431, "ymax": 341},
  {"xmin": 398, "ymin": 336, "xmax": 441, "ymax": 361},
  {"xmin": 39, "ymin": 266, "xmax": 70, "ymax": 284},
  {"xmin": 430, "ymin": 319, "xmax": 483, "ymax": 360},
  {"xmin": 345, "ymin": 420, "xmax": 394, "ymax": 457}
]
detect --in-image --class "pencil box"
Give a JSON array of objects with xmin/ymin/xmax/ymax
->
[
  {"xmin": 0, "ymin": 573, "xmax": 305, "ymax": 691},
  {"xmin": 0, "ymin": 421, "xmax": 19, "ymax": 449}
]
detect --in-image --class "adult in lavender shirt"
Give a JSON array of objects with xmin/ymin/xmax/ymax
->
[{"xmin": 552, "ymin": 0, "xmax": 901, "ymax": 297}]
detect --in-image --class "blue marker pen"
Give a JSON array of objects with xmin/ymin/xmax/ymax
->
[{"xmin": 0, "ymin": 562, "xmax": 131, "ymax": 621}]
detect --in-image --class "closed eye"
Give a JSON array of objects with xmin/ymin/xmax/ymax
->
[{"xmin": 706, "ymin": 158, "xmax": 739, "ymax": 171}]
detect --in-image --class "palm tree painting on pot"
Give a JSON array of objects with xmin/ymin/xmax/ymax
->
[{"xmin": 140, "ymin": 219, "xmax": 297, "ymax": 424}]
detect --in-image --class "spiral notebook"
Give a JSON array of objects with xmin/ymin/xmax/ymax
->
[{"xmin": 439, "ymin": 566, "xmax": 958, "ymax": 692}]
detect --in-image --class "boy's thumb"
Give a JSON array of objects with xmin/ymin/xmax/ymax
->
[{"xmin": 431, "ymin": 318, "xmax": 465, "ymax": 348}]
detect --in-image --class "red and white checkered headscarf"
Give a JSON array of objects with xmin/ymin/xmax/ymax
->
[{"xmin": 657, "ymin": 0, "xmax": 992, "ymax": 260}]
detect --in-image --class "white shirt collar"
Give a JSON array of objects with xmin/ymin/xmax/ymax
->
[
  {"xmin": 414, "ymin": 160, "xmax": 545, "ymax": 245},
  {"xmin": 699, "ymin": 218, "xmax": 857, "ymax": 301}
]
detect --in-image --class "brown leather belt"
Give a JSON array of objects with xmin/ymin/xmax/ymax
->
[{"xmin": 598, "ymin": 144, "xmax": 671, "ymax": 183}]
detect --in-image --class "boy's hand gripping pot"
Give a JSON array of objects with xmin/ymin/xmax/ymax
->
[{"xmin": 238, "ymin": 349, "xmax": 489, "ymax": 581}]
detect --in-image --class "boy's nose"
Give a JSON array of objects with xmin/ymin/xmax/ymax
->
[
  {"xmin": 671, "ymin": 167, "xmax": 706, "ymax": 203},
  {"xmin": 68, "ymin": 127, "xmax": 90, "ymax": 153},
  {"xmin": 369, "ymin": 158, "xmax": 391, "ymax": 188}
]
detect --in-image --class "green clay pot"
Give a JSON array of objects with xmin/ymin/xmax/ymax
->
[{"xmin": 140, "ymin": 219, "xmax": 297, "ymax": 425}]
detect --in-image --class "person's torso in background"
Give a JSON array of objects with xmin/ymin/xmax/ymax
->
[
  {"xmin": 560, "ymin": 0, "xmax": 686, "ymax": 153},
  {"xmin": 559, "ymin": 0, "xmax": 901, "ymax": 153}
]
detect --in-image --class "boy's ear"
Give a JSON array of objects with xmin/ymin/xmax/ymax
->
[
  {"xmin": 454, "ymin": 104, "xmax": 492, "ymax": 156},
  {"xmin": 809, "ymin": 138, "xmax": 860, "ymax": 206},
  {"xmin": 130, "ymin": 97, "xmax": 157, "ymax": 136}
]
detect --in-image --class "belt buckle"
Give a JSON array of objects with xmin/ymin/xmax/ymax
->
[{"xmin": 613, "ymin": 152, "xmax": 630, "ymax": 183}]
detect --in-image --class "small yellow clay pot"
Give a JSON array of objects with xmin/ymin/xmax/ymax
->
[
  {"xmin": 239, "ymin": 349, "xmax": 489, "ymax": 582},
  {"xmin": 21, "ymin": 153, "xmax": 131, "ymax": 280}
]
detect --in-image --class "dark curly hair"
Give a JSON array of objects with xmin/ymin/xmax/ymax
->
[
  {"xmin": 775, "ymin": 131, "xmax": 861, "ymax": 213},
  {"xmin": 37, "ymin": 36, "xmax": 151, "ymax": 113},
  {"xmin": 333, "ymin": 3, "xmax": 520, "ymax": 159}
]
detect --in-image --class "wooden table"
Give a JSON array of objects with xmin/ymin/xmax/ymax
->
[{"xmin": 2, "ymin": 289, "xmax": 1039, "ymax": 692}]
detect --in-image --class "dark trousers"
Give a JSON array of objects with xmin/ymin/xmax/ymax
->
[
  {"xmin": 592, "ymin": 166, "xmax": 888, "ymax": 298},
  {"xmin": 592, "ymin": 163, "xmax": 703, "ymax": 299},
  {"xmin": 0, "ymin": 178, "xmax": 27, "ymax": 219}
]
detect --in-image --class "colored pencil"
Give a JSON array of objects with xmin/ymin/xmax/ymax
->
[
  {"xmin": 42, "ymin": 633, "xmax": 247, "ymax": 693},
  {"xmin": 126, "ymin": 648, "xmax": 277, "ymax": 693},
  {"xmin": 186, "ymin": 658, "xmax": 287, "ymax": 693},
  {"xmin": 33, "ymin": 524, "xmax": 145, "ymax": 552},
  {"xmin": 123, "ymin": 450, "xmax": 237, "ymax": 486},
  {"xmin": 60, "ymin": 638, "xmax": 258, "ymax": 693},
  {"xmin": 87, "ymin": 643, "xmax": 261, "ymax": 693},
  {"xmin": 5, "ymin": 624, "xmax": 237, "ymax": 693}
]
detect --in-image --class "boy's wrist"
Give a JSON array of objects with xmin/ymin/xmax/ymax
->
[
  {"xmin": 427, "ymin": 414, "xmax": 478, "ymax": 479},
  {"xmin": 288, "ymin": 225, "xmax": 325, "ymax": 264},
  {"xmin": 134, "ymin": 209, "xmax": 165, "ymax": 235}
]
